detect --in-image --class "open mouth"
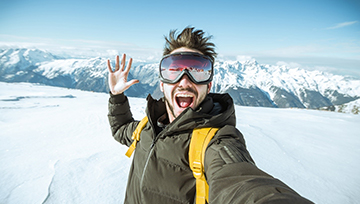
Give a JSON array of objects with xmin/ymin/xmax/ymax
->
[{"xmin": 175, "ymin": 94, "xmax": 194, "ymax": 108}]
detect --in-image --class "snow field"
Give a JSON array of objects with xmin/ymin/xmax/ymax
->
[{"xmin": 0, "ymin": 82, "xmax": 359, "ymax": 204}]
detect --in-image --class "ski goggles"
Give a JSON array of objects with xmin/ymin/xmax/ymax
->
[{"xmin": 159, "ymin": 52, "xmax": 214, "ymax": 84}]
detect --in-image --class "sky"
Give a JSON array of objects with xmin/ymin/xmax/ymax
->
[{"xmin": 0, "ymin": 0, "xmax": 360, "ymax": 78}]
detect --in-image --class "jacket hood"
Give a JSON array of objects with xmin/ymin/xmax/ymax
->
[{"xmin": 146, "ymin": 93, "xmax": 236, "ymax": 136}]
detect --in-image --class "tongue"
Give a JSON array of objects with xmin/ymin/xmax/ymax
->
[{"xmin": 177, "ymin": 97, "xmax": 192, "ymax": 108}]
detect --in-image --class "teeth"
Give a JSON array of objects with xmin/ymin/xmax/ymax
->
[{"xmin": 176, "ymin": 94, "xmax": 193, "ymax": 97}]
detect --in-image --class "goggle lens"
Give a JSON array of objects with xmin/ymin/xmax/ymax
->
[{"xmin": 160, "ymin": 52, "xmax": 213, "ymax": 84}]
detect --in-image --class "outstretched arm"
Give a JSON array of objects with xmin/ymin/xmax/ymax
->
[
  {"xmin": 107, "ymin": 54, "xmax": 140, "ymax": 146},
  {"xmin": 205, "ymin": 126, "xmax": 314, "ymax": 204}
]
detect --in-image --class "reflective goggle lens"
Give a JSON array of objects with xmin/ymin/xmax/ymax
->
[{"xmin": 160, "ymin": 52, "xmax": 213, "ymax": 84}]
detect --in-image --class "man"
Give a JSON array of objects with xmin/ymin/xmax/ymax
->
[{"xmin": 107, "ymin": 27, "xmax": 313, "ymax": 204}]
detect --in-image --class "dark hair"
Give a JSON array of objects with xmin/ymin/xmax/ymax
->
[{"xmin": 163, "ymin": 27, "xmax": 217, "ymax": 63}]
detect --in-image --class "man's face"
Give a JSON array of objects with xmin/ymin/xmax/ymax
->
[{"xmin": 160, "ymin": 47, "xmax": 212, "ymax": 123}]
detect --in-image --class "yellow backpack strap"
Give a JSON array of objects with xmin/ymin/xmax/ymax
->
[
  {"xmin": 125, "ymin": 116, "xmax": 148, "ymax": 158},
  {"xmin": 189, "ymin": 127, "xmax": 219, "ymax": 204}
]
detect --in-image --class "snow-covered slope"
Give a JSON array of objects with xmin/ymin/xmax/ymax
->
[
  {"xmin": 1, "ymin": 82, "xmax": 359, "ymax": 204},
  {"xmin": 335, "ymin": 98, "xmax": 360, "ymax": 114},
  {"xmin": 1, "ymin": 48, "xmax": 359, "ymax": 111}
]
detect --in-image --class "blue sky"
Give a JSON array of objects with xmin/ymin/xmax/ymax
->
[{"xmin": 0, "ymin": 0, "xmax": 359, "ymax": 78}]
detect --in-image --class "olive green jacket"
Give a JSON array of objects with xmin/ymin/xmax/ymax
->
[{"xmin": 108, "ymin": 93, "xmax": 313, "ymax": 204}]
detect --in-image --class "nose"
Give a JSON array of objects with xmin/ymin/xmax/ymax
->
[{"xmin": 178, "ymin": 74, "xmax": 193, "ymax": 87}]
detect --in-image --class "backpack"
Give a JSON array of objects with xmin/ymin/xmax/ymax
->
[{"xmin": 125, "ymin": 116, "xmax": 219, "ymax": 204}]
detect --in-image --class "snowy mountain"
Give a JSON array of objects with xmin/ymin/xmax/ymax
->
[
  {"xmin": 1, "ymin": 48, "xmax": 359, "ymax": 111},
  {"xmin": 213, "ymin": 60, "xmax": 360, "ymax": 110}
]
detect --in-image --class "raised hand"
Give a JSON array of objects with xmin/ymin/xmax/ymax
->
[{"xmin": 107, "ymin": 54, "xmax": 139, "ymax": 95}]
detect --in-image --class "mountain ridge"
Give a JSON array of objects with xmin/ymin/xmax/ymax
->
[{"xmin": 1, "ymin": 48, "xmax": 359, "ymax": 113}]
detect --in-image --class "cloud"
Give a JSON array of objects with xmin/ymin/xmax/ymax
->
[
  {"xmin": 326, "ymin": 21, "xmax": 358, "ymax": 30},
  {"xmin": 0, "ymin": 34, "xmax": 162, "ymax": 61},
  {"xmin": 236, "ymin": 55, "xmax": 255, "ymax": 63},
  {"xmin": 276, "ymin": 61, "xmax": 301, "ymax": 68}
]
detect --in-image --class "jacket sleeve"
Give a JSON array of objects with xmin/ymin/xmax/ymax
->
[
  {"xmin": 204, "ymin": 125, "xmax": 314, "ymax": 204},
  {"xmin": 107, "ymin": 93, "xmax": 139, "ymax": 147}
]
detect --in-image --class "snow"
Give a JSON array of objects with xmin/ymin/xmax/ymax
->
[
  {"xmin": 2, "ymin": 48, "xmax": 360, "ymax": 110},
  {"xmin": 212, "ymin": 59, "xmax": 360, "ymax": 100},
  {"xmin": 336, "ymin": 98, "xmax": 360, "ymax": 114},
  {"xmin": 35, "ymin": 57, "xmax": 108, "ymax": 80},
  {"xmin": 1, "ymin": 82, "xmax": 359, "ymax": 204}
]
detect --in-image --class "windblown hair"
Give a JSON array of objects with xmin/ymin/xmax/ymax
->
[{"xmin": 163, "ymin": 27, "xmax": 217, "ymax": 63}]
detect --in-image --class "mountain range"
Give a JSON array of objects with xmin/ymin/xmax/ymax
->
[{"xmin": 1, "ymin": 48, "xmax": 359, "ymax": 113}]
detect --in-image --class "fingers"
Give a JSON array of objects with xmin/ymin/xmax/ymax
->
[
  {"xmin": 124, "ymin": 57, "xmax": 133, "ymax": 74},
  {"xmin": 115, "ymin": 55, "xmax": 120, "ymax": 71},
  {"xmin": 107, "ymin": 54, "xmax": 133, "ymax": 73},
  {"xmin": 107, "ymin": 59, "xmax": 113, "ymax": 73},
  {"xmin": 120, "ymin": 54, "xmax": 126, "ymax": 71},
  {"xmin": 107, "ymin": 55, "xmax": 119, "ymax": 73}
]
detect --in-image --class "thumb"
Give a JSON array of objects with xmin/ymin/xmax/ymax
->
[
  {"xmin": 124, "ymin": 79, "xmax": 139, "ymax": 89},
  {"xmin": 128, "ymin": 79, "xmax": 139, "ymax": 86}
]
